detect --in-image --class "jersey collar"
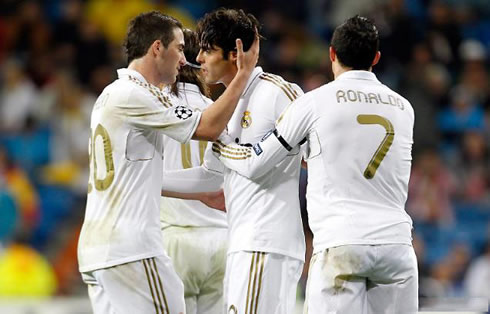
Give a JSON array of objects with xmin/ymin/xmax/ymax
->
[
  {"xmin": 242, "ymin": 66, "xmax": 263, "ymax": 98},
  {"xmin": 336, "ymin": 70, "xmax": 379, "ymax": 82},
  {"xmin": 117, "ymin": 68, "xmax": 160, "ymax": 89}
]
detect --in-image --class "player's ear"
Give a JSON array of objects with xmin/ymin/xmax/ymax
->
[
  {"xmin": 329, "ymin": 46, "xmax": 336, "ymax": 63},
  {"xmin": 150, "ymin": 40, "xmax": 163, "ymax": 56},
  {"xmin": 372, "ymin": 51, "xmax": 381, "ymax": 67},
  {"xmin": 229, "ymin": 50, "xmax": 238, "ymax": 63}
]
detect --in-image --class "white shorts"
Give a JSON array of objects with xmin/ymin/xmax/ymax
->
[
  {"xmin": 224, "ymin": 251, "xmax": 303, "ymax": 314},
  {"xmin": 162, "ymin": 226, "xmax": 228, "ymax": 314},
  {"xmin": 81, "ymin": 255, "xmax": 185, "ymax": 314},
  {"xmin": 304, "ymin": 244, "xmax": 418, "ymax": 314}
]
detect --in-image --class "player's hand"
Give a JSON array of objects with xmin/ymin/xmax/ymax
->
[
  {"xmin": 200, "ymin": 190, "xmax": 226, "ymax": 212},
  {"xmin": 236, "ymin": 36, "xmax": 259, "ymax": 75}
]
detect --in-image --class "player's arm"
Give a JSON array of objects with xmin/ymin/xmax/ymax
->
[
  {"xmin": 212, "ymin": 94, "xmax": 316, "ymax": 179},
  {"xmin": 161, "ymin": 146, "xmax": 224, "ymax": 193},
  {"xmin": 162, "ymin": 190, "xmax": 225, "ymax": 211},
  {"xmin": 192, "ymin": 38, "xmax": 259, "ymax": 141},
  {"xmin": 121, "ymin": 37, "xmax": 258, "ymax": 144},
  {"xmin": 161, "ymin": 166, "xmax": 223, "ymax": 193}
]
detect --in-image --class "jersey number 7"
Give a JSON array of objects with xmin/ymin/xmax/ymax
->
[{"xmin": 356, "ymin": 114, "xmax": 394, "ymax": 179}]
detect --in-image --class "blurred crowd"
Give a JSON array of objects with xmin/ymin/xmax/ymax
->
[{"xmin": 0, "ymin": 0, "xmax": 488, "ymax": 307}]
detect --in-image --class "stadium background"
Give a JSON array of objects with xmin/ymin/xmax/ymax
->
[{"xmin": 0, "ymin": 0, "xmax": 488, "ymax": 312}]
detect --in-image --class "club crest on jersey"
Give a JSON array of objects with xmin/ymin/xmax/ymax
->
[
  {"xmin": 174, "ymin": 106, "xmax": 193, "ymax": 120},
  {"xmin": 241, "ymin": 111, "xmax": 252, "ymax": 128}
]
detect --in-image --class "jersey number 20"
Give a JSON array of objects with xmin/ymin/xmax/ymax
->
[
  {"xmin": 88, "ymin": 124, "xmax": 115, "ymax": 193},
  {"xmin": 357, "ymin": 114, "xmax": 394, "ymax": 179}
]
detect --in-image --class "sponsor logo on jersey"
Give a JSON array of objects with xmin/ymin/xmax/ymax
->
[
  {"xmin": 241, "ymin": 111, "xmax": 252, "ymax": 128},
  {"xmin": 253, "ymin": 143, "xmax": 263, "ymax": 155},
  {"xmin": 174, "ymin": 106, "xmax": 193, "ymax": 120}
]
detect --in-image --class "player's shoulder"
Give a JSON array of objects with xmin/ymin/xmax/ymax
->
[
  {"xmin": 104, "ymin": 77, "xmax": 132, "ymax": 97},
  {"xmin": 379, "ymin": 83, "xmax": 414, "ymax": 114},
  {"xmin": 300, "ymin": 80, "xmax": 338, "ymax": 102},
  {"xmin": 256, "ymin": 71, "xmax": 303, "ymax": 101},
  {"xmin": 123, "ymin": 77, "xmax": 173, "ymax": 109},
  {"xmin": 92, "ymin": 78, "xmax": 134, "ymax": 112}
]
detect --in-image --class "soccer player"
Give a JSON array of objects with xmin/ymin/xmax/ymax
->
[
  {"xmin": 160, "ymin": 29, "xmax": 227, "ymax": 314},
  {"xmin": 213, "ymin": 15, "xmax": 418, "ymax": 314},
  {"xmin": 77, "ymin": 11, "xmax": 258, "ymax": 314},
  {"xmin": 162, "ymin": 9, "xmax": 306, "ymax": 314}
]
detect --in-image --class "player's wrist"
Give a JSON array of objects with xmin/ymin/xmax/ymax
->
[{"xmin": 233, "ymin": 70, "xmax": 250, "ymax": 83}]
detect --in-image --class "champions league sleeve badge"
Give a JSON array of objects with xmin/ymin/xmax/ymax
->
[
  {"xmin": 241, "ymin": 110, "xmax": 252, "ymax": 128},
  {"xmin": 174, "ymin": 106, "xmax": 193, "ymax": 120}
]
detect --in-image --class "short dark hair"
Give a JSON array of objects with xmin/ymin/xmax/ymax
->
[
  {"xmin": 171, "ymin": 29, "xmax": 209, "ymax": 97},
  {"xmin": 124, "ymin": 11, "xmax": 182, "ymax": 64},
  {"xmin": 196, "ymin": 8, "xmax": 261, "ymax": 59},
  {"xmin": 331, "ymin": 15, "xmax": 379, "ymax": 70}
]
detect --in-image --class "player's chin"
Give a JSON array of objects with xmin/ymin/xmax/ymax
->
[
  {"xmin": 201, "ymin": 71, "xmax": 211, "ymax": 83},
  {"xmin": 203, "ymin": 76, "xmax": 216, "ymax": 85},
  {"xmin": 167, "ymin": 76, "xmax": 178, "ymax": 84}
]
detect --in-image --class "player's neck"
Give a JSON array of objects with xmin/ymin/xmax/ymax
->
[
  {"xmin": 221, "ymin": 66, "xmax": 239, "ymax": 88},
  {"xmin": 333, "ymin": 66, "xmax": 372, "ymax": 79},
  {"xmin": 128, "ymin": 58, "xmax": 160, "ymax": 87}
]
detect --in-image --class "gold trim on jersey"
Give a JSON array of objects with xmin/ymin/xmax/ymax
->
[
  {"xmin": 259, "ymin": 73, "xmax": 300, "ymax": 124},
  {"xmin": 142, "ymin": 258, "xmax": 170, "ymax": 314},
  {"xmin": 128, "ymin": 75, "xmax": 173, "ymax": 108},
  {"xmin": 212, "ymin": 146, "xmax": 252, "ymax": 160},
  {"xmin": 261, "ymin": 73, "xmax": 300, "ymax": 99},
  {"xmin": 259, "ymin": 73, "xmax": 299, "ymax": 102},
  {"xmin": 212, "ymin": 140, "xmax": 252, "ymax": 160},
  {"xmin": 213, "ymin": 145, "xmax": 250, "ymax": 156},
  {"xmin": 214, "ymin": 140, "xmax": 250, "ymax": 153},
  {"xmin": 245, "ymin": 252, "xmax": 266, "ymax": 314}
]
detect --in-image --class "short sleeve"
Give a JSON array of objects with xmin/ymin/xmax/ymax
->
[{"xmin": 119, "ymin": 87, "xmax": 201, "ymax": 143}]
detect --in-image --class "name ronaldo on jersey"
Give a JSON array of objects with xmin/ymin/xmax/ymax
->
[{"xmin": 336, "ymin": 89, "xmax": 405, "ymax": 110}]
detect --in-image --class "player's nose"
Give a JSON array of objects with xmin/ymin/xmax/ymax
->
[
  {"xmin": 196, "ymin": 50, "xmax": 204, "ymax": 64},
  {"xmin": 179, "ymin": 53, "xmax": 186, "ymax": 66}
]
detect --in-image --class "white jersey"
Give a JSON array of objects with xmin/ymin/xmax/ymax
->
[
  {"xmin": 221, "ymin": 67, "xmax": 305, "ymax": 261},
  {"xmin": 160, "ymin": 82, "xmax": 226, "ymax": 228},
  {"xmin": 213, "ymin": 71, "xmax": 414, "ymax": 254},
  {"xmin": 161, "ymin": 67, "xmax": 306, "ymax": 261},
  {"xmin": 78, "ymin": 69, "xmax": 201, "ymax": 272}
]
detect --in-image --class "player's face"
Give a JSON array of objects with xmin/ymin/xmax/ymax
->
[
  {"xmin": 196, "ymin": 46, "xmax": 236, "ymax": 86},
  {"xmin": 157, "ymin": 28, "xmax": 186, "ymax": 84}
]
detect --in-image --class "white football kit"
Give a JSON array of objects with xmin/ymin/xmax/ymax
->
[
  {"xmin": 163, "ymin": 67, "xmax": 306, "ymax": 314},
  {"xmin": 160, "ymin": 82, "xmax": 227, "ymax": 314},
  {"xmin": 213, "ymin": 71, "xmax": 418, "ymax": 313},
  {"xmin": 78, "ymin": 68, "xmax": 201, "ymax": 314}
]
